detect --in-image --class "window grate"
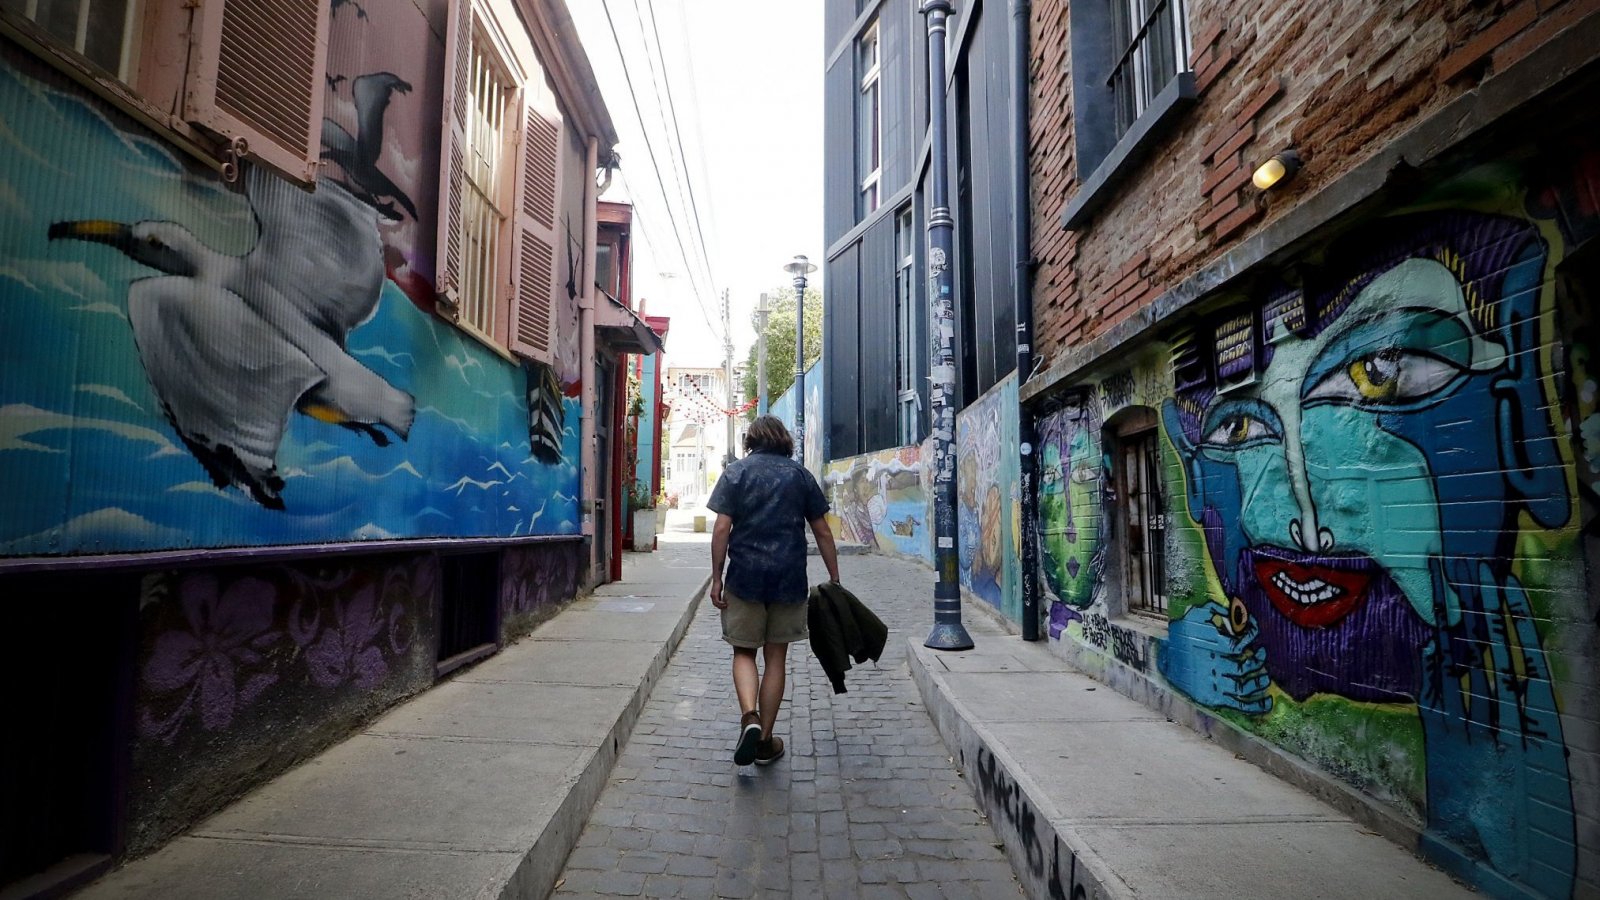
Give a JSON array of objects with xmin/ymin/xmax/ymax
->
[
  {"xmin": 1107, "ymin": 0, "xmax": 1189, "ymax": 139},
  {"xmin": 1122, "ymin": 430, "xmax": 1168, "ymax": 616}
]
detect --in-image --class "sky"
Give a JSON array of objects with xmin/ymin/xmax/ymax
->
[{"xmin": 568, "ymin": 0, "xmax": 825, "ymax": 369}]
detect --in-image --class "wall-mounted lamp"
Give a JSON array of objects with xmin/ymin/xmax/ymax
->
[{"xmin": 1251, "ymin": 149, "xmax": 1302, "ymax": 191}]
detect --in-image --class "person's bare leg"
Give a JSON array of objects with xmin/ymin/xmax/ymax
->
[
  {"xmin": 758, "ymin": 642, "xmax": 788, "ymax": 738},
  {"xmin": 733, "ymin": 647, "xmax": 760, "ymax": 717}
]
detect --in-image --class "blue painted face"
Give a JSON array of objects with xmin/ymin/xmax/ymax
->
[{"xmin": 1166, "ymin": 227, "xmax": 1567, "ymax": 701}]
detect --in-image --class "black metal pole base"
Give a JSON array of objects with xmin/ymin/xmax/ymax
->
[
  {"xmin": 924, "ymin": 597, "xmax": 974, "ymax": 650},
  {"xmin": 925, "ymin": 622, "xmax": 975, "ymax": 651}
]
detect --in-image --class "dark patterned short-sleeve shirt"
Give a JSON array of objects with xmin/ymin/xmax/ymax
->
[{"xmin": 707, "ymin": 449, "xmax": 830, "ymax": 605}]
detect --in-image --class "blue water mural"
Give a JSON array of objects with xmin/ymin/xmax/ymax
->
[{"xmin": 0, "ymin": 57, "xmax": 579, "ymax": 556}]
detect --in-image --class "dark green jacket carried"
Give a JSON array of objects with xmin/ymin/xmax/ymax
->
[{"xmin": 807, "ymin": 581, "xmax": 888, "ymax": 694}]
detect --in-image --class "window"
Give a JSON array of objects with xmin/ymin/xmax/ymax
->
[
  {"xmin": 1108, "ymin": 0, "xmax": 1191, "ymax": 139},
  {"xmin": 3, "ymin": 0, "xmax": 137, "ymax": 79},
  {"xmin": 894, "ymin": 206, "xmax": 919, "ymax": 445},
  {"xmin": 596, "ymin": 242, "xmax": 617, "ymax": 297},
  {"xmin": 436, "ymin": 0, "xmax": 565, "ymax": 363},
  {"xmin": 857, "ymin": 19, "xmax": 881, "ymax": 218},
  {"xmin": 1060, "ymin": 0, "xmax": 1195, "ymax": 228},
  {"xmin": 460, "ymin": 35, "xmax": 515, "ymax": 339},
  {"xmin": 1, "ymin": 0, "xmax": 331, "ymax": 183}
]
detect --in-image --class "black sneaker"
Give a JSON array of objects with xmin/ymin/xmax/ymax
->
[
  {"xmin": 734, "ymin": 711, "xmax": 762, "ymax": 765},
  {"xmin": 754, "ymin": 735, "xmax": 785, "ymax": 766}
]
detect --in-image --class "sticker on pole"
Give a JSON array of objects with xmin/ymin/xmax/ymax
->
[{"xmin": 938, "ymin": 537, "xmax": 954, "ymax": 548}]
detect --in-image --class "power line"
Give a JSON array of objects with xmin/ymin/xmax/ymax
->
[
  {"xmin": 638, "ymin": 0, "xmax": 722, "ymax": 302},
  {"xmin": 619, "ymin": 170, "xmax": 721, "ymax": 340},
  {"xmin": 629, "ymin": 0, "xmax": 712, "ymax": 300},
  {"xmin": 598, "ymin": 0, "xmax": 723, "ymax": 341}
]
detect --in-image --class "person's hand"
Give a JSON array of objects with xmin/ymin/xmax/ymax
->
[{"xmin": 710, "ymin": 579, "xmax": 726, "ymax": 609}]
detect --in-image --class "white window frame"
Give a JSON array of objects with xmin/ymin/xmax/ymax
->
[
  {"xmin": 436, "ymin": 0, "xmax": 565, "ymax": 363},
  {"xmin": 857, "ymin": 18, "xmax": 882, "ymax": 218},
  {"xmin": 0, "ymin": 0, "xmax": 331, "ymax": 184},
  {"xmin": 459, "ymin": 29, "xmax": 516, "ymax": 342},
  {"xmin": 894, "ymin": 205, "xmax": 918, "ymax": 445}
]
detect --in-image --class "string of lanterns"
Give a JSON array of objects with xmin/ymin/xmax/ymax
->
[{"xmin": 666, "ymin": 375, "xmax": 759, "ymax": 422}]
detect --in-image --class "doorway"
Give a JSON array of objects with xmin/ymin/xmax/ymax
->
[
  {"xmin": 0, "ymin": 572, "xmax": 136, "ymax": 896},
  {"xmin": 1114, "ymin": 424, "xmax": 1168, "ymax": 618}
]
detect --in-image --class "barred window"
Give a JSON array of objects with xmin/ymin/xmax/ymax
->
[{"xmin": 1108, "ymin": 0, "xmax": 1191, "ymax": 140}]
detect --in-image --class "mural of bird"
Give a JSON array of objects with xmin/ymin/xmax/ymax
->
[
  {"xmin": 330, "ymin": 0, "xmax": 368, "ymax": 20},
  {"xmin": 321, "ymin": 73, "xmax": 417, "ymax": 222},
  {"xmin": 49, "ymin": 167, "xmax": 414, "ymax": 509}
]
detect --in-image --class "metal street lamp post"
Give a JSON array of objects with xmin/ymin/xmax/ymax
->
[
  {"xmin": 783, "ymin": 255, "xmax": 816, "ymax": 464},
  {"xmin": 921, "ymin": 0, "xmax": 973, "ymax": 651}
]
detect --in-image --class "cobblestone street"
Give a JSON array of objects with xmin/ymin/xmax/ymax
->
[{"xmin": 553, "ymin": 543, "xmax": 1020, "ymax": 899}]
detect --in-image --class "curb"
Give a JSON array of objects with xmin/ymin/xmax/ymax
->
[
  {"xmin": 495, "ymin": 575, "xmax": 710, "ymax": 900},
  {"xmin": 906, "ymin": 638, "xmax": 1128, "ymax": 900}
]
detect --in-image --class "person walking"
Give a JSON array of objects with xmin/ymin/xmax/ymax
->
[{"xmin": 707, "ymin": 415, "xmax": 840, "ymax": 766}]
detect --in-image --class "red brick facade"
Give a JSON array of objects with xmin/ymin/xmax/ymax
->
[{"xmin": 1029, "ymin": 0, "xmax": 1600, "ymax": 358}]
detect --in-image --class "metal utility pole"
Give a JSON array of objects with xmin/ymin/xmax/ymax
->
[
  {"xmin": 723, "ymin": 289, "xmax": 736, "ymax": 466},
  {"xmin": 756, "ymin": 292, "xmax": 770, "ymax": 417},
  {"xmin": 921, "ymin": 0, "xmax": 973, "ymax": 651},
  {"xmin": 783, "ymin": 255, "xmax": 817, "ymax": 464}
]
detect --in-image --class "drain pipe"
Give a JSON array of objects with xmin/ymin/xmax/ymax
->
[
  {"xmin": 581, "ymin": 136, "xmax": 600, "ymax": 580},
  {"xmin": 1010, "ymin": 0, "xmax": 1041, "ymax": 641}
]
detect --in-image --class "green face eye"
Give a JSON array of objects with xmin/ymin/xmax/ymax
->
[{"xmin": 1203, "ymin": 414, "xmax": 1269, "ymax": 447}]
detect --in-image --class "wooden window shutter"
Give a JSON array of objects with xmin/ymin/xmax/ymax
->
[
  {"xmin": 434, "ymin": 0, "xmax": 473, "ymax": 309},
  {"xmin": 183, "ymin": 0, "xmax": 331, "ymax": 184},
  {"xmin": 508, "ymin": 81, "xmax": 563, "ymax": 363}
]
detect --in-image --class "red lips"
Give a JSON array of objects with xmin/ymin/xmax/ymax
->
[{"xmin": 1252, "ymin": 556, "xmax": 1371, "ymax": 628}]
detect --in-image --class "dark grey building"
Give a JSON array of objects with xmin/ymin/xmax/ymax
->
[{"xmin": 823, "ymin": 0, "xmax": 1020, "ymax": 458}]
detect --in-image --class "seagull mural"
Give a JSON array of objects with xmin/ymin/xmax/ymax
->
[
  {"xmin": 48, "ymin": 166, "xmax": 415, "ymax": 510},
  {"xmin": 321, "ymin": 73, "xmax": 417, "ymax": 222}
]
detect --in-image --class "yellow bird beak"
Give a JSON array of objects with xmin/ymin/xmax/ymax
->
[{"xmin": 48, "ymin": 219, "xmax": 132, "ymax": 245}]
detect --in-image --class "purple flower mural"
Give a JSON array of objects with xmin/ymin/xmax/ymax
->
[
  {"xmin": 304, "ymin": 584, "xmax": 390, "ymax": 690},
  {"xmin": 139, "ymin": 575, "xmax": 280, "ymax": 742}
]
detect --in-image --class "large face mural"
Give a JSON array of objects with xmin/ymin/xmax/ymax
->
[{"xmin": 1154, "ymin": 212, "xmax": 1583, "ymax": 897}]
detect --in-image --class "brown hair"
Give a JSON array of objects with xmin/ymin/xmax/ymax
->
[{"xmin": 743, "ymin": 415, "xmax": 794, "ymax": 457}]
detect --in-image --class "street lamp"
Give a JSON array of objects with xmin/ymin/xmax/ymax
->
[
  {"xmin": 920, "ymin": 0, "xmax": 973, "ymax": 651},
  {"xmin": 783, "ymin": 254, "xmax": 817, "ymax": 464}
]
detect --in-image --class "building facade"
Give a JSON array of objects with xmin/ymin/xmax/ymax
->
[
  {"xmin": 1020, "ymin": 2, "xmax": 1598, "ymax": 898},
  {"xmin": 0, "ymin": 0, "xmax": 625, "ymax": 890},
  {"xmin": 821, "ymin": 0, "xmax": 1024, "ymax": 460}
]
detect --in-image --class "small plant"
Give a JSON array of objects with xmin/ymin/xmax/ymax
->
[{"xmin": 628, "ymin": 480, "xmax": 655, "ymax": 510}]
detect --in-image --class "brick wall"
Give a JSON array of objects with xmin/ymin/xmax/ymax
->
[{"xmin": 1029, "ymin": 0, "xmax": 1600, "ymax": 360}]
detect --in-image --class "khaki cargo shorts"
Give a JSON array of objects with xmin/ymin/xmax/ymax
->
[{"xmin": 721, "ymin": 587, "xmax": 809, "ymax": 648}]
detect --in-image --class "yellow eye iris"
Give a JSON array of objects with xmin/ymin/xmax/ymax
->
[
  {"xmin": 1226, "ymin": 416, "xmax": 1254, "ymax": 443},
  {"xmin": 1347, "ymin": 349, "xmax": 1401, "ymax": 402}
]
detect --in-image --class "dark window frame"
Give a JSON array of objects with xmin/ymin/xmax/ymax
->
[{"xmin": 1061, "ymin": 0, "xmax": 1196, "ymax": 230}]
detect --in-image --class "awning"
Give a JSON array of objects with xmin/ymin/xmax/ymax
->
[{"xmin": 595, "ymin": 289, "xmax": 665, "ymax": 354}]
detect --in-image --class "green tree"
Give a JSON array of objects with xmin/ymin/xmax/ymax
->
[{"xmin": 743, "ymin": 285, "xmax": 823, "ymax": 417}]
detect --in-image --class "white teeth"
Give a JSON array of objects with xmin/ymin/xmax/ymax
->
[{"xmin": 1272, "ymin": 570, "xmax": 1341, "ymax": 605}]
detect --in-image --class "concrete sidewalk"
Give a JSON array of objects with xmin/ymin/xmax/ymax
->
[
  {"xmin": 907, "ymin": 612, "xmax": 1476, "ymax": 900},
  {"xmin": 76, "ymin": 535, "xmax": 710, "ymax": 900}
]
